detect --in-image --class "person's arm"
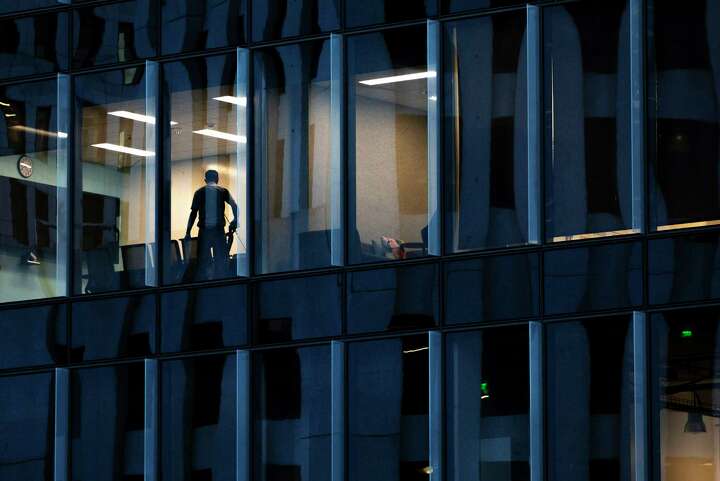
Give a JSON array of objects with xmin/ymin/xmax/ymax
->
[
  {"xmin": 186, "ymin": 191, "xmax": 199, "ymax": 238},
  {"xmin": 226, "ymin": 190, "xmax": 238, "ymax": 232}
]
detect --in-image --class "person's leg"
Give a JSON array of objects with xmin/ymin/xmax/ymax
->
[
  {"xmin": 209, "ymin": 227, "xmax": 230, "ymax": 278},
  {"xmin": 197, "ymin": 229, "xmax": 212, "ymax": 281}
]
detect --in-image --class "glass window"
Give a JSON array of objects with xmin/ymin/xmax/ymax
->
[
  {"xmin": 74, "ymin": 67, "xmax": 155, "ymax": 294},
  {"xmin": 0, "ymin": 78, "xmax": 67, "ymax": 302},
  {"xmin": 443, "ymin": 0, "xmax": 524, "ymax": 14},
  {"xmin": 547, "ymin": 317, "xmax": 634, "ymax": 481},
  {"xmin": 73, "ymin": 0, "xmax": 157, "ymax": 68},
  {"xmin": 0, "ymin": 373, "xmax": 54, "ymax": 481},
  {"xmin": 445, "ymin": 252, "xmax": 539, "ymax": 324},
  {"xmin": 649, "ymin": 0, "xmax": 720, "ymax": 231},
  {"xmin": 345, "ymin": 0, "xmax": 436, "ymax": 28},
  {"xmin": 544, "ymin": 0, "xmax": 634, "ymax": 242},
  {"xmin": 161, "ymin": 284, "xmax": 247, "ymax": 353},
  {"xmin": 254, "ymin": 345, "xmax": 331, "ymax": 481},
  {"xmin": 349, "ymin": 336, "xmax": 429, "ymax": 481},
  {"xmin": 0, "ymin": 1, "xmax": 64, "ymax": 15},
  {"xmin": 254, "ymin": 40, "xmax": 334, "ymax": 273},
  {"xmin": 163, "ymin": 54, "xmax": 247, "ymax": 285},
  {"xmin": 444, "ymin": 12, "xmax": 528, "ymax": 252},
  {"xmin": 347, "ymin": 263, "xmax": 438, "ymax": 334},
  {"xmin": 71, "ymin": 363, "xmax": 144, "ymax": 481},
  {"xmin": 0, "ymin": 304, "xmax": 66, "ymax": 370},
  {"xmin": 348, "ymin": 25, "xmax": 433, "ymax": 264},
  {"xmin": 162, "ymin": 354, "xmax": 236, "ymax": 481},
  {"xmin": 71, "ymin": 294, "xmax": 155, "ymax": 362},
  {"xmin": 161, "ymin": 0, "xmax": 246, "ymax": 55},
  {"xmin": 446, "ymin": 326, "xmax": 529, "ymax": 481},
  {"xmin": 544, "ymin": 241, "xmax": 642, "ymax": 315},
  {"xmin": 252, "ymin": 0, "xmax": 339, "ymax": 41},
  {"xmin": 255, "ymin": 273, "xmax": 341, "ymax": 343},
  {"xmin": 0, "ymin": 12, "xmax": 68, "ymax": 80}
]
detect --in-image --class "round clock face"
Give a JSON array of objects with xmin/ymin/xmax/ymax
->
[{"xmin": 17, "ymin": 155, "xmax": 32, "ymax": 178}]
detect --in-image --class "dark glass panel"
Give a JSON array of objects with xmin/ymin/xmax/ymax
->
[
  {"xmin": 161, "ymin": 354, "xmax": 236, "ymax": 481},
  {"xmin": 547, "ymin": 317, "xmax": 634, "ymax": 481},
  {"xmin": 443, "ymin": 0, "xmax": 525, "ymax": 14},
  {"xmin": 162, "ymin": 0, "xmax": 246, "ymax": 55},
  {"xmin": 444, "ymin": 12, "xmax": 529, "ymax": 252},
  {"xmin": 544, "ymin": 241, "xmax": 642, "ymax": 315},
  {"xmin": 445, "ymin": 252, "xmax": 539, "ymax": 324},
  {"xmin": 252, "ymin": 0, "xmax": 339, "ymax": 41},
  {"xmin": 0, "ymin": 12, "xmax": 68, "ymax": 80},
  {"xmin": 0, "ymin": 1, "xmax": 62, "ymax": 15},
  {"xmin": 349, "ymin": 336, "xmax": 429, "ymax": 481},
  {"xmin": 345, "ymin": 0, "xmax": 436, "ymax": 28},
  {"xmin": 161, "ymin": 284, "xmax": 247, "ymax": 353},
  {"xmin": 446, "ymin": 326, "xmax": 529, "ymax": 481},
  {"xmin": 0, "ymin": 304, "xmax": 65, "ymax": 369},
  {"xmin": 347, "ymin": 263, "xmax": 438, "ymax": 334},
  {"xmin": 254, "ymin": 346, "xmax": 331, "ymax": 481}
]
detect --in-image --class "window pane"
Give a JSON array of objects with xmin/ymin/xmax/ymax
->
[
  {"xmin": 163, "ymin": 54, "xmax": 246, "ymax": 285},
  {"xmin": 74, "ymin": 67, "xmax": 154, "ymax": 294},
  {"xmin": 547, "ymin": 317, "xmax": 634, "ymax": 481},
  {"xmin": 0, "ymin": 304, "xmax": 66, "ymax": 370},
  {"xmin": 0, "ymin": 373, "xmax": 53, "ymax": 481},
  {"xmin": 443, "ymin": 0, "xmax": 524, "ymax": 15},
  {"xmin": 71, "ymin": 294, "xmax": 155, "ymax": 362},
  {"xmin": 71, "ymin": 364, "xmax": 144, "ymax": 481},
  {"xmin": 348, "ymin": 26, "xmax": 431, "ymax": 264},
  {"xmin": 544, "ymin": 241, "xmax": 642, "ymax": 315},
  {"xmin": 0, "ymin": 12, "xmax": 68, "ymax": 80},
  {"xmin": 252, "ymin": 0, "xmax": 339, "ymax": 41},
  {"xmin": 445, "ymin": 252, "xmax": 539, "ymax": 324},
  {"xmin": 162, "ymin": 0, "xmax": 246, "ymax": 55},
  {"xmin": 0, "ymin": 1, "xmax": 63, "ymax": 15},
  {"xmin": 544, "ymin": 0, "xmax": 633, "ymax": 242},
  {"xmin": 349, "ymin": 336, "xmax": 429, "ymax": 481},
  {"xmin": 73, "ymin": 0, "xmax": 157, "ymax": 68},
  {"xmin": 446, "ymin": 326, "xmax": 529, "ymax": 481},
  {"xmin": 254, "ymin": 346, "xmax": 331, "ymax": 481},
  {"xmin": 0, "ymin": 79, "xmax": 65, "ymax": 302},
  {"xmin": 444, "ymin": 12, "xmax": 528, "ymax": 252},
  {"xmin": 161, "ymin": 354, "xmax": 236, "ymax": 481},
  {"xmin": 345, "ymin": 0, "xmax": 436, "ymax": 28},
  {"xmin": 649, "ymin": 0, "xmax": 720, "ymax": 231},
  {"xmin": 347, "ymin": 263, "xmax": 438, "ymax": 334},
  {"xmin": 255, "ymin": 273, "xmax": 341, "ymax": 342},
  {"xmin": 161, "ymin": 284, "xmax": 247, "ymax": 353},
  {"xmin": 254, "ymin": 40, "xmax": 333, "ymax": 273}
]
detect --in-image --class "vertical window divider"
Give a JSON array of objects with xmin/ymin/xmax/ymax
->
[
  {"xmin": 330, "ymin": 33, "xmax": 346, "ymax": 267},
  {"xmin": 57, "ymin": 73, "xmax": 70, "ymax": 297},
  {"xmin": 236, "ymin": 349, "xmax": 251, "ymax": 481},
  {"xmin": 427, "ymin": 20, "xmax": 442, "ymax": 257},
  {"xmin": 630, "ymin": 0, "xmax": 646, "ymax": 233},
  {"xmin": 237, "ymin": 48, "xmax": 251, "ymax": 277},
  {"xmin": 529, "ymin": 321, "xmax": 544, "ymax": 481},
  {"xmin": 633, "ymin": 311, "xmax": 648, "ymax": 481},
  {"xmin": 54, "ymin": 367, "xmax": 69, "ymax": 481},
  {"xmin": 526, "ymin": 6, "xmax": 542, "ymax": 245},
  {"xmin": 145, "ymin": 60, "xmax": 160, "ymax": 287},
  {"xmin": 331, "ymin": 340, "xmax": 346, "ymax": 481},
  {"xmin": 144, "ymin": 359, "xmax": 158, "ymax": 481},
  {"xmin": 429, "ymin": 330, "xmax": 443, "ymax": 481}
]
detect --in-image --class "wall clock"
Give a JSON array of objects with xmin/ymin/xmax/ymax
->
[{"xmin": 17, "ymin": 155, "xmax": 32, "ymax": 178}]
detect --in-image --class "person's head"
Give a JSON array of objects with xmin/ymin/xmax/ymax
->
[{"xmin": 204, "ymin": 169, "xmax": 219, "ymax": 184}]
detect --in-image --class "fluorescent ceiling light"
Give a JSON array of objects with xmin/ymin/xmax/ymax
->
[
  {"xmin": 213, "ymin": 96, "xmax": 248, "ymax": 106},
  {"xmin": 5, "ymin": 113, "xmax": 16, "ymax": 118},
  {"xmin": 91, "ymin": 143, "xmax": 155, "ymax": 157},
  {"xmin": 193, "ymin": 129, "xmax": 246, "ymax": 143},
  {"xmin": 108, "ymin": 110, "xmax": 178, "ymax": 126},
  {"xmin": 359, "ymin": 71, "xmax": 436, "ymax": 86},
  {"xmin": 10, "ymin": 125, "xmax": 68, "ymax": 138},
  {"xmin": 0, "ymin": 101, "xmax": 10, "ymax": 107}
]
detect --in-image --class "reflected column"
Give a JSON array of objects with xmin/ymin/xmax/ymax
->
[
  {"xmin": 427, "ymin": 20, "xmax": 441, "ymax": 256},
  {"xmin": 236, "ymin": 48, "xmax": 251, "ymax": 277},
  {"xmin": 57, "ymin": 74, "xmax": 70, "ymax": 296}
]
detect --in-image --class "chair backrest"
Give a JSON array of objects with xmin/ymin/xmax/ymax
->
[
  {"xmin": 169, "ymin": 239, "xmax": 182, "ymax": 264},
  {"xmin": 121, "ymin": 244, "xmax": 146, "ymax": 271}
]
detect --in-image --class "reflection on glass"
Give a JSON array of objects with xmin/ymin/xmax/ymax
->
[
  {"xmin": 443, "ymin": 0, "xmax": 525, "ymax": 14},
  {"xmin": 446, "ymin": 326, "xmax": 529, "ymax": 481},
  {"xmin": 163, "ymin": 54, "xmax": 247, "ymax": 284},
  {"xmin": 71, "ymin": 364, "xmax": 145, "ymax": 481},
  {"xmin": 0, "ymin": 12, "xmax": 68, "ymax": 80},
  {"xmin": 349, "ymin": 336, "xmax": 429, "ymax": 481},
  {"xmin": 254, "ymin": 346, "xmax": 331, "ymax": 481},
  {"xmin": 444, "ymin": 12, "xmax": 528, "ymax": 252},
  {"xmin": 162, "ymin": 354, "xmax": 236, "ymax": 481},
  {"xmin": 348, "ymin": 26, "xmax": 432, "ymax": 264},
  {"xmin": 254, "ymin": 40, "xmax": 334, "ymax": 273},
  {"xmin": 252, "ymin": 0, "xmax": 339, "ymax": 41},
  {"xmin": 0, "ymin": 304, "xmax": 66, "ymax": 369},
  {"xmin": 650, "ymin": 0, "xmax": 720, "ymax": 232},
  {"xmin": 547, "ymin": 317, "xmax": 633, "ymax": 481},
  {"xmin": 544, "ymin": 0, "xmax": 635, "ymax": 242},
  {"xmin": 345, "ymin": 0, "xmax": 436, "ymax": 28},
  {"xmin": 0, "ymin": 1, "xmax": 62, "ymax": 15},
  {"xmin": 162, "ymin": 0, "xmax": 246, "ymax": 55}
]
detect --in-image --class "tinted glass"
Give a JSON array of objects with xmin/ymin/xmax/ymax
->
[
  {"xmin": 0, "ymin": 304, "xmax": 65, "ymax": 369},
  {"xmin": 443, "ymin": 0, "xmax": 524, "ymax": 14},
  {"xmin": 0, "ymin": 12, "xmax": 68, "ymax": 80},
  {"xmin": 348, "ymin": 26, "xmax": 432, "ymax": 264},
  {"xmin": 544, "ymin": 241, "xmax": 642, "ymax": 315},
  {"xmin": 0, "ymin": 1, "xmax": 62, "ymax": 15},
  {"xmin": 445, "ymin": 252, "xmax": 539, "ymax": 324},
  {"xmin": 444, "ymin": 12, "xmax": 529, "ymax": 252},
  {"xmin": 73, "ymin": 0, "xmax": 157, "ymax": 68},
  {"xmin": 0, "ymin": 373, "xmax": 53, "ymax": 481},
  {"xmin": 649, "ymin": 0, "xmax": 720, "ymax": 231},
  {"xmin": 446, "ymin": 326, "xmax": 529, "ymax": 481},
  {"xmin": 254, "ymin": 346, "xmax": 331, "ymax": 481},
  {"xmin": 162, "ymin": 0, "xmax": 246, "ymax": 55},
  {"xmin": 547, "ymin": 317, "xmax": 634, "ymax": 481},
  {"xmin": 347, "ymin": 263, "xmax": 438, "ymax": 334},
  {"xmin": 161, "ymin": 354, "xmax": 236, "ymax": 481},
  {"xmin": 544, "ymin": 0, "xmax": 633, "ymax": 242},
  {"xmin": 349, "ymin": 336, "xmax": 429, "ymax": 481},
  {"xmin": 254, "ymin": 40, "xmax": 333, "ymax": 273},
  {"xmin": 71, "ymin": 294, "xmax": 155, "ymax": 362},
  {"xmin": 345, "ymin": 0, "xmax": 436, "ymax": 28},
  {"xmin": 161, "ymin": 284, "xmax": 247, "ymax": 353},
  {"xmin": 71, "ymin": 364, "xmax": 145, "ymax": 481},
  {"xmin": 252, "ymin": 0, "xmax": 339, "ymax": 41},
  {"xmin": 255, "ymin": 273, "xmax": 341, "ymax": 342}
]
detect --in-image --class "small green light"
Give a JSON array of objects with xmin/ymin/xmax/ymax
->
[
  {"xmin": 480, "ymin": 382, "xmax": 489, "ymax": 394},
  {"xmin": 681, "ymin": 330, "xmax": 693, "ymax": 338}
]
